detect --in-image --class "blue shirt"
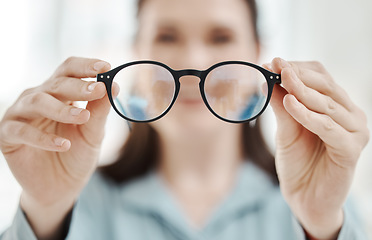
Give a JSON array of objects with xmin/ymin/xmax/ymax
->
[{"xmin": 1, "ymin": 162, "xmax": 367, "ymax": 239}]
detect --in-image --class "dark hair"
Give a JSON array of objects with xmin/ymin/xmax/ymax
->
[
  {"xmin": 100, "ymin": 0, "xmax": 278, "ymax": 185},
  {"xmin": 135, "ymin": 0, "xmax": 260, "ymax": 43}
]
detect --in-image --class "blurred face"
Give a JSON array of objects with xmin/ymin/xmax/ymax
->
[{"xmin": 135, "ymin": 0, "xmax": 259, "ymax": 136}]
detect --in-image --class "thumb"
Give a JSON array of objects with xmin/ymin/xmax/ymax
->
[
  {"xmin": 81, "ymin": 93, "xmax": 111, "ymax": 147},
  {"xmin": 263, "ymin": 62, "xmax": 300, "ymax": 147},
  {"xmin": 80, "ymin": 83, "xmax": 120, "ymax": 147},
  {"xmin": 77, "ymin": 58, "xmax": 119, "ymax": 147},
  {"xmin": 270, "ymin": 84, "xmax": 299, "ymax": 138}
]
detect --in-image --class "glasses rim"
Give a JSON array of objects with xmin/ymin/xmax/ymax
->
[{"xmin": 97, "ymin": 60, "xmax": 281, "ymax": 123}]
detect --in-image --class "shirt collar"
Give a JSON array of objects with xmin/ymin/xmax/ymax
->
[{"xmin": 118, "ymin": 161, "xmax": 276, "ymax": 236}]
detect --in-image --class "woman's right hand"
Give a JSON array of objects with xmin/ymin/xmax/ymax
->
[{"xmin": 0, "ymin": 57, "xmax": 116, "ymax": 238}]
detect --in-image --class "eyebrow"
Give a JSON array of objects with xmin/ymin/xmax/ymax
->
[
  {"xmin": 210, "ymin": 25, "xmax": 235, "ymax": 34},
  {"xmin": 155, "ymin": 21, "xmax": 237, "ymax": 34},
  {"xmin": 155, "ymin": 23, "xmax": 179, "ymax": 31}
]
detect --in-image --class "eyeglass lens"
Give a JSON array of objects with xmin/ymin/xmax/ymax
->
[
  {"xmin": 113, "ymin": 64, "xmax": 175, "ymax": 121},
  {"xmin": 111, "ymin": 63, "xmax": 268, "ymax": 122},
  {"xmin": 204, "ymin": 64, "xmax": 267, "ymax": 122}
]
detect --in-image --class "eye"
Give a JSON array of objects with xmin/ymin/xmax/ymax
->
[
  {"xmin": 212, "ymin": 34, "xmax": 232, "ymax": 44},
  {"xmin": 155, "ymin": 32, "xmax": 178, "ymax": 44},
  {"xmin": 210, "ymin": 30, "xmax": 234, "ymax": 45}
]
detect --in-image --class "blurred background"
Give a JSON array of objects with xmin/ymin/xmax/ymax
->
[{"xmin": 0, "ymin": 0, "xmax": 371, "ymax": 237}]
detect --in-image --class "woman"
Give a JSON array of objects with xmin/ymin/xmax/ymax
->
[{"xmin": 0, "ymin": 0, "xmax": 369, "ymax": 239}]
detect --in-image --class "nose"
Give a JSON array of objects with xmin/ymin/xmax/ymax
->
[
  {"xmin": 179, "ymin": 75, "xmax": 200, "ymax": 86},
  {"xmin": 175, "ymin": 42, "xmax": 214, "ymax": 70},
  {"xmin": 177, "ymin": 74, "xmax": 202, "ymax": 100}
]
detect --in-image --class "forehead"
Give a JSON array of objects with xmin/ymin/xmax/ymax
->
[{"xmin": 139, "ymin": 0, "xmax": 252, "ymax": 28}]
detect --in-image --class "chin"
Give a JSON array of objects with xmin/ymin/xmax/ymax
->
[{"xmin": 151, "ymin": 107, "xmax": 228, "ymax": 140}]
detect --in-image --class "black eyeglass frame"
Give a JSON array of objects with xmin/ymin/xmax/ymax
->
[{"xmin": 97, "ymin": 60, "xmax": 281, "ymax": 124}]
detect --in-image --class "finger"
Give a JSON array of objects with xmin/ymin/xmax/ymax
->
[
  {"xmin": 280, "ymin": 68, "xmax": 357, "ymax": 132},
  {"xmin": 271, "ymin": 58, "xmax": 354, "ymax": 111},
  {"xmin": 262, "ymin": 63, "xmax": 273, "ymax": 72},
  {"xmin": 286, "ymin": 67, "xmax": 332, "ymax": 93},
  {"xmin": 288, "ymin": 61, "xmax": 329, "ymax": 74},
  {"xmin": 42, "ymin": 77, "xmax": 106, "ymax": 102},
  {"xmin": 282, "ymin": 94, "xmax": 355, "ymax": 156},
  {"xmin": 269, "ymin": 82, "xmax": 302, "ymax": 145},
  {"xmin": 78, "ymin": 82, "xmax": 120, "ymax": 147},
  {"xmin": 0, "ymin": 120, "xmax": 71, "ymax": 152},
  {"xmin": 53, "ymin": 57, "xmax": 111, "ymax": 78},
  {"xmin": 9, "ymin": 92, "xmax": 90, "ymax": 124},
  {"xmin": 270, "ymin": 57, "xmax": 329, "ymax": 74},
  {"xmin": 266, "ymin": 62, "xmax": 318, "ymax": 147},
  {"xmin": 294, "ymin": 68, "xmax": 353, "ymax": 111}
]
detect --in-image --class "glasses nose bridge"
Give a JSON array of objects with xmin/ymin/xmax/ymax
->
[{"xmin": 176, "ymin": 69, "xmax": 203, "ymax": 81}]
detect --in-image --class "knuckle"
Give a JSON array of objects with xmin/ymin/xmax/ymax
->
[
  {"xmin": 27, "ymin": 92, "xmax": 46, "ymax": 105},
  {"xmin": 37, "ymin": 132, "xmax": 49, "ymax": 144},
  {"xmin": 13, "ymin": 123, "xmax": 28, "ymax": 138},
  {"xmin": 20, "ymin": 87, "xmax": 36, "ymax": 98},
  {"xmin": 54, "ymin": 57, "xmax": 76, "ymax": 76},
  {"xmin": 325, "ymin": 97, "xmax": 337, "ymax": 114},
  {"xmin": 57, "ymin": 105, "xmax": 69, "ymax": 119},
  {"xmin": 63, "ymin": 56, "xmax": 76, "ymax": 67},
  {"xmin": 11, "ymin": 88, "xmax": 39, "ymax": 110},
  {"xmin": 310, "ymin": 61, "xmax": 325, "ymax": 71},
  {"xmin": 322, "ymin": 78, "xmax": 335, "ymax": 95},
  {"xmin": 322, "ymin": 115, "xmax": 335, "ymax": 132},
  {"xmin": 356, "ymin": 107, "xmax": 368, "ymax": 124},
  {"xmin": 48, "ymin": 77, "xmax": 65, "ymax": 93}
]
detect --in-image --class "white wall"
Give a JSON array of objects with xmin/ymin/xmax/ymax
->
[{"xmin": 1, "ymin": 0, "xmax": 371, "ymax": 237}]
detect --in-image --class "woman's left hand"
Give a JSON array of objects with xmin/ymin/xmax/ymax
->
[{"xmin": 265, "ymin": 58, "xmax": 369, "ymax": 239}]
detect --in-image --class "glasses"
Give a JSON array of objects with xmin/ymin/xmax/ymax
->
[{"xmin": 97, "ymin": 60, "xmax": 281, "ymax": 123}]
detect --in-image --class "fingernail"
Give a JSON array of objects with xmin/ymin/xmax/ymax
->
[
  {"xmin": 279, "ymin": 58, "xmax": 290, "ymax": 68},
  {"xmin": 88, "ymin": 82, "xmax": 99, "ymax": 92},
  {"xmin": 54, "ymin": 137, "xmax": 67, "ymax": 147},
  {"xmin": 70, "ymin": 108, "xmax": 84, "ymax": 116},
  {"xmin": 93, "ymin": 61, "xmax": 108, "ymax": 71}
]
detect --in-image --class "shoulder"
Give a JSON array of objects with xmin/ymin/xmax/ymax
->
[
  {"xmin": 79, "ymin": 170, "xmax": 155, "ymax": 208},
  {"xmin": 81, "ymin": 171, "xmax": 116, "ymax": 198},
  {"xmin": 76, "ymin": 172, "xmax": 117, "ymax": 215}
]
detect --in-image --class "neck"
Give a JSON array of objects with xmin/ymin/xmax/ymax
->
[
  {"xmin": 156, "ymin": 124, "xmax": 243, "ymax": 228},
  {"xmin": 158, "ymin": 124, "xmax": 243, "ymax": 186}
]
